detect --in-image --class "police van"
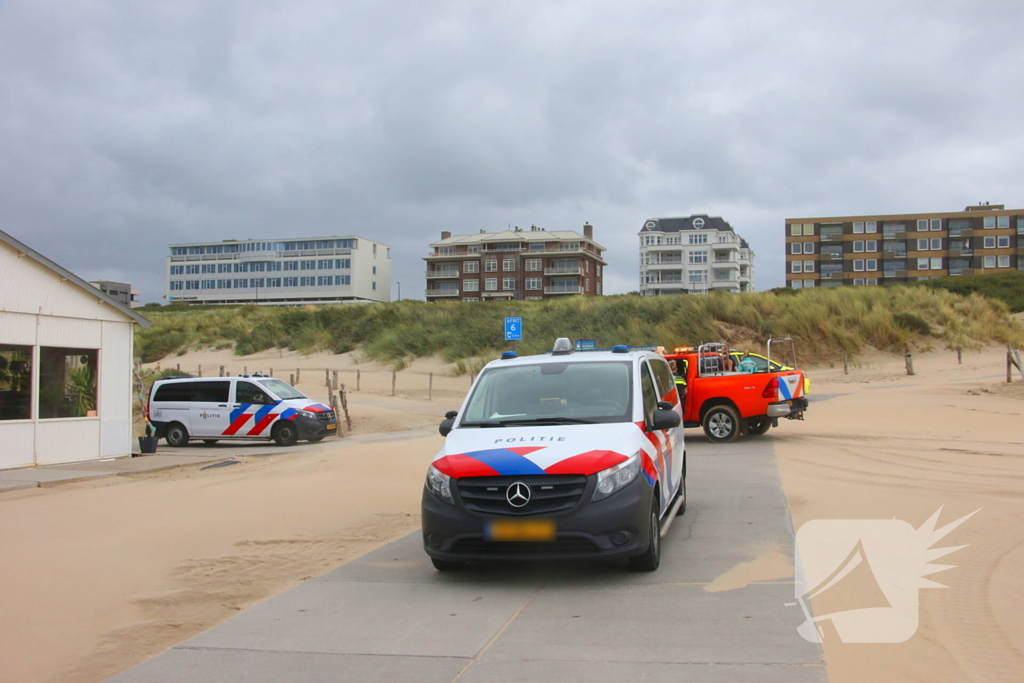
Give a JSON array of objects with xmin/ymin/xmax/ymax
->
[
  {"xmin": 148, "ymin": 376, "xmax": 337, "ymax": 447},
  {"xmin": 422, "ymin": 339, "xmax": 686, "ymax": 572}
]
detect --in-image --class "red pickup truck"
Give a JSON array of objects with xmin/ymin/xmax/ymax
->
[{"xmin": 665, "ymin": 340, "xmax": 808, "ymax": 443}]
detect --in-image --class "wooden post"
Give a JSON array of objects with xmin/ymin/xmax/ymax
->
[
  {"xmin": 219, "ymin": 365, "xmax": 224, "ymax": 377},
  {"xmin": 1008, "ymin": 348, "xmax": 1013, "ymax": 383},
  {"xmin": 176, "ymin": 363, "xmax": 180, "ymax": 371},
  {"xmin": 296, "ymin": 368, "xmax": 301, "ymax": 383},
  {"xmin": 340, "ymin": 384, "xmax": 352, "ymax": 430},
  {"xmin": 290, "ymin": 373, "xmax": 295, "ymax": 385},
  {"xmin": 1013, "ymin": 347, "xmax": 1024, "ymax": 380},
  {"xmin": 198, "ymin": 366, "xmax": 202, "ymax": 377},
  {"xmin": 244, "ymin": 366, "xmax": 247, "ymax": 375},
  {"xmin": 392, "ymin": 371, "xmax": 396, "ymax": 396},
  {"xmin": 957, "ymin": 347, "xmax": 962, "ymax": 365},
  {"xmin": 332, "ymin": 371, "xmax": 339, "ymax": 390},
  {"xmin": 269, "ymin": 368, "xmax": 274, "ymax": 377},
  {"xmin": 356, "ymin": 369, "xmax": 361, "ymax": 392},
  {"xmin": 843, "ymin": 354, "xmax": 848, "ymax": 375},
  {"xmin": 904, "ymin": 351, "xmax": 915, "ymax": 376},
  {"xmin": 428, "ymin": 372, "xmax": 433, "ymax": 401}
]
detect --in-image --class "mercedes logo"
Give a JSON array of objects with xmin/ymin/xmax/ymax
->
[{"xmin": 506, "ymin": 482, "xmax": 532, "ymax": 508}]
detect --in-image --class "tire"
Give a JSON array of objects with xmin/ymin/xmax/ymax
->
[
  {"xmin": 702, "ymin": 405, "xmax": 740, "ymax": 443},
  {"xmin": 747, "ymin": 418, "xmax": 772, "ymax": 436},
  {"xmin": 675, "ymin": 454, "xmax": 687, "ymax": 516},
  {"xmin": 306, "ymin": 436, "xmax": 324, "ymax": 443},
  {"xmin": 165, "ymin": 422, "xmax": 190, "ymax": 447},
  {"xmin": 202, "ymin": 439, "xmax": 219, "ymax": 445},
  {"xmin": 629, "ymin": 498, "xmax": 661, "ymax": 572},
  {"xmin": 431, "ymin": 558, "xmax": 465, "ymax": 571},
  {"xmin": 272, "ymin": 421, "xmax": 299, "ymax": 447}
]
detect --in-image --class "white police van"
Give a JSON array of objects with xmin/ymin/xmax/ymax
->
[
  {"xmin": 148, "ymin": 376, "xmax": 337, "ymax": 447},
  {"xmin": 422, "ymin": 339, "xmax": 686, "ymax": 571}
]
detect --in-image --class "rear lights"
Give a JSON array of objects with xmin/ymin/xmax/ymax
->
[{"xmin": 762, "ymin": 377, "xmax": 778, "ymax": 398}]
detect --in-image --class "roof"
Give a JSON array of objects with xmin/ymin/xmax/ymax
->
[
  {"xmin": 486, "ymin": 347, "xmax": 659, "ymax": 369},
  {"xmin": 640, "ymin": 215, "xmax": 737, "ymax": 234},
  {"xmin": 0, "ymin": 229, "xmax": 151, "ymax": 328},
  {"xmin": 432, "ymin": 229, "xmax": 606, "ymax": 251}
]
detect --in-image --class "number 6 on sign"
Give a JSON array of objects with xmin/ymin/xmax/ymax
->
[{"xmin": 504, "ymin": 317, "xmax": 523, "ymax": 341}]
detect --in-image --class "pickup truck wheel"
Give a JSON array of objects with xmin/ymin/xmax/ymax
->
[
  {"xmin": 703, "ymin": 406, "xmax": 740, "ymax": 443},
  {"xmin": 747, "ymin": 418, "xmax": 772, "ymax": 436},
  {"xmin": 629, "ymin": 499, "xmax": 661, "ymax": 572}
]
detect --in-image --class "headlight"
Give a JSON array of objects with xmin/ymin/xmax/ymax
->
[
  {"xmin": 297, "ymin": 409, "xmax": 316, "ymax": 419},
  {"xmin": 425, "ymin": 465, "xmax": 453, "ymax": 504},
  {"xmin": 592, "ymin": 453, "xmax": 640, "ymax": 501}
]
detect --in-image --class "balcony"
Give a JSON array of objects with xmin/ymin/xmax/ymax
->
[
  {"xmin": 883, "ymin": 270, "xmax": 908, "ymax": 278},
  {"xmin": 425, "ymin": 270, "xmax": 460, "ymax": 279},
  {"xmin": 645, "ymin": 262, "xmax": 683, "ymax": 270},
  {"xmin": 482, "ymin": 291, "xmax": 515, "ymax": 298},
  {"xmin": 949, "ymin": 228, "xmax": 975, "ymax": 238},
  {"xmin": 425, "ymin": 288, "xmax": 459, "ymax": 297},
  {"xmin": 544, "ymin": 285, "xmax": 583, "ymax": 295},
  {"xmin": 823, "ymin": 271, "xmax": 845, "ymax": 280},
  {"xmin": 948, "ymin": 248, "xmax": 973, "ymax": 257},
  {"xmin": 882, "ymin": 250, "xmax": 907, "ymax": 259},
  {"xmin": 544, "ymin": 266, "xmax": 585, "ymax": 275},
  {"xmin": 882, "ymin": 231, "xmax": 909, "ymax": 240},
  {"xmin": 820, "ymin": 234, "xmax": 845, "ymax": 242}
]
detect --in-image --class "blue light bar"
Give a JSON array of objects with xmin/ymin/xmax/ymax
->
[{"xmin": 501, "ymin": 351, "xmax": 517, "ymax": 359}]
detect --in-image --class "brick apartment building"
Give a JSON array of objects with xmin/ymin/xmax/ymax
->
[
  {"xmin": 785, "ymin": 204, "xmax": 1024, "ymax": 289},
  {"xmin": 424, "ymin": 224, "xmax": 606, "ymax": 301}
]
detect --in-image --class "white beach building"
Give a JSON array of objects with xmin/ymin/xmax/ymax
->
[{"xmin": 0, "ymin": 229, "xmax": 151, "ymax": 469}]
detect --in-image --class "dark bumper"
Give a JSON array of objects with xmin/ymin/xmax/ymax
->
[
  {"xmin": 295, "ymin": 414, "xmax": 337, "ymax": 439},
  {"xmin": 421, "ymin": 476, "xmax": 654, "ymax": 562}
]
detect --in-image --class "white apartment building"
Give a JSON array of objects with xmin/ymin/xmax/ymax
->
[
  {"xmin": 638, "ymin": 215, "xmax": 755, "ymax": 295},
  {"xmin": 166, "ymin": 236, "xmax": 391, "ymax": 305}
]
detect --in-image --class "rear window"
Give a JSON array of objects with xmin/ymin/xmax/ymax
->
[{"xmin": 153, "ymin": 381, "xmax": 229, "ymax": 403}]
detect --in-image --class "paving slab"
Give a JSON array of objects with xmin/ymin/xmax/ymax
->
[
  {"xmin": 0, "ymin": 479, "xmax": 38, "ymax": 492},
  {"xmin": 107, "ymin": 434, "xmax": 822, "ymax": 683},
  {"xmin": 48, "ymin": 455, "xmax": 223, "ymax": 473},
  {"xmin": 0, "ymin": 467, "xmax": 117, "ymax": 484}
]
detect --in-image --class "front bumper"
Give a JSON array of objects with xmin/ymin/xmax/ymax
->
[
  {"xmin": 294, "ymin": 413, "xmax": 337, "ymax": 440},
  {"xmin": 422, "ymin": 475, "xmax": 654, "ymax": 562}
]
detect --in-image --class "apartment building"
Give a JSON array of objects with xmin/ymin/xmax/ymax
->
[
  {"xmin": 424, "ymin": 224, "xmax": 606, "ymax": 302},
  {"xmin": 638, "ymin": 215, "xmax": 755, "ymax": 295},
  {"xmin": 785, "ymin": 204, "xmax": 1024, "ymax": 289},
  {"xmin": 166, "ymin": 236, "xmax": 390, "ymax": 305},
  {"xmin": 89, "ymin": 280, "xmax": 141, "ymax": 308}
]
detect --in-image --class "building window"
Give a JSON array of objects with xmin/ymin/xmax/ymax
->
[
  {"xmin": 917, "ymin": 258, "xmax": 929, "ymax": 270},
  {"xmin": 791, "ymin": 261, "xmax": 803, "ymax": 273},
  {"xmin": 484, "ymin": 278, "xmax": 497, "ymax": 291},
  {"xmin": 689, "ymin": 270, "xmax": 708, "ymax": 284},
  {"xmin": 503, "ymin": 258, "xmax": 515, "ymax": 271},
  {"xmin": 790, "ymin": 280, "xmax": 803, "ymax": 289},
  {"xmin": 865, "ymin": 221, "xmax": 877, "ymax": 233},
  {"xmin": 853, "ymin": 222, "xmax": 864, "ymax": 234},
  {"xmin": 525, "ymin": 259, "xmax": 541, "ymax": 271},
  {"xmin": 931, "ymin": 219, "xmax": 942, "ymax": 231},
  {"xmin": 804, "ymin": 260, "xmax": 815, "ymax": 273},
  {"xmin": 337, "ymin": 275, "xmax": 351, "ymax": 285},
  {"xmin": 803, "ymin": 242, "xmax": 814, "ymax": 254},
  {"xmin": 300, "ymin": 276, "xmax": 314, "ymax": 286},
  {"xmin": 689, "ymin": 251, "xmax": 708, "ymax": 264},
  {"xmin": 854, "ymin": 241, "xmax": 864, "ymax": 253},
  {"xmin": 525, "ymin": 277, "xmax": 541, "ymax": 290},
  {"xmin": 865, "ymin": 240, "xmax": 877, "ymax": 251},
  {"xmin": 984, "ymin": 216, "xmax": 995, "ymax": 229},
  {"xmin": 468, "ymin": 245, "xmax": 481, "ymax": 253},
  {"xmin": 917, "ymin": 219, "xmax": 928, "ymax": 232},
  {"xmin": 853, "ymin": 278, "xmax": 865, "ymax": 286},
  {"xmin": 789, "ymin": 225, "xmax": 801, "ymax": 237},
  {"xmin": 39, "ymin": 348, "xmax": 98, "ymax": 419},
  {"xmin": 170, "ymin": 266, "xmax": 184, "ymax": 275},
  {"xmin": 931, "ymin": 257, "xmax": 942, "ymax": 270},
  {"xmin": 998, "ymin": 255, "xmax": 1010, "ymax": 268},
  {"xmin": 917, "ymin": 238, "xmax": 929, "ymax": 251},
  {"xmin": 464, "ymin": 279, "xmax": 479, "ymax": 292},
  {"xmin": 984, "ymin": 256, "xmax": 996, "ymax": 268},
  {"xmin": 790, "ymin": 243, "xmax": 801, "ymax": 255},
  {"xmin": 463, "ymin": 297, "xmax": 479, "ymax": 302},
  {"xmin": 484, "ymin": 260, "xmax": 498, "ymax": 272},
  {"xmin": 0, "ymin": 345, "xmax": 32, "ymax": 421},
  {"xmin": 170, "ymin": 281, "xmax": 183, "ymax": 291},
  {"xmin": 802, "ymin": 224, "xmax": 815, "ymax": 236},
  {"xmin": 464, "ymin": 261, "xmax": 479, "ymax": 273},
  {"xmin": 282, "ymin": 277, "xmax": 296, "ymax": 287},
  {"xmin": 930, "ymin": 238, "xmax": 942, "ymax": 250},
  {"xmin": 997, "ymin": 216, "xmax": 1009, "ymax": 228},
  {"xmin": 984, "ymin": 236, "xmax": 996, "ymax": 249},
  {"xmin": 998, "ymin": 236, "xmax": 1010, "ymax": 248},
  {"xmin": 866, "ymin": 259, "xmax": 878, "ymax": 271},
  {"xmin": 854, "ymin": 259, "xmax": 865, "ymax": 271},
  {"xmin": 689, "ymin": 234, "xmax": 709, "ymax": 244},
  {"xmin": 502, "ymin": 277, "xmax": 515, "ymax": 290}
]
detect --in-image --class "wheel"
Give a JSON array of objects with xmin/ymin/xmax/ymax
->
[
  {"xmin": 306, "ymin": 436, "xmax": 324, "ymax": 443},
  {"xmin": 629, "ymin": 498, "xmax": 661, "ymax": 572},
  {"xmin": 202, "ymin": 439, "xmax": 219, "ymax": 445},
  {"xmin": 165, "ymin": 422, "xmax": 190, "ymax": 447},
  {"xmin": 675, "ymin": 454, "xmax": 687, "ymax": 516},
  {"xmin": 746, "ymin": 418, "xmax": 772, "ymax": 436},
  {"xmin": 272, "ymin": 421, "xmax": 299, "ymax": 447},
  {"xmin": 702, "ymin": 405, "xmax": 740, "ymax": 443},
  {"xmin": 431, "ymin": 558, "xmax": 465, "ymax": 571}
]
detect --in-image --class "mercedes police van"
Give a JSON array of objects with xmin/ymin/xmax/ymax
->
[
  {"xmin": 148, "ymin": 376, "xmax": 337, "ymax": 447},
  {"xmin": 422, "ymin": 339, "xmax": 686, "ymax": 572}
]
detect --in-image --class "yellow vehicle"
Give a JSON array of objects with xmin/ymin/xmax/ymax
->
[{"xmin": 729, "ymin": 351, "xmax": 812, "ymax": 394}]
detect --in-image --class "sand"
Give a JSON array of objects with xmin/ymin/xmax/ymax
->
[{"xmin": 2, "ymin": 342, "xmax": 1023, "ymax": 682}]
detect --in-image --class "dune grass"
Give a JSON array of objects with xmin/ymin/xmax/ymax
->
[
  {"xmin": 913, "ymin": 270, "xmax": 1024, "ymax": 313},
  {"xmin": 135, "ymin": 287, "xmax": 1024, "ymax": 370}
]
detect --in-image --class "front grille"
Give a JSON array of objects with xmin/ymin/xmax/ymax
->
[
  {"xmin": 450, "ymin": 537, "xmax": 600, "ymax": 556},
  {"xmin": 457, "ymin": 475, "xmax": 587, "ymax": 516},
  {"xmin": 316, "ymin": 411, "xmax": 336, "ymax": 423}
]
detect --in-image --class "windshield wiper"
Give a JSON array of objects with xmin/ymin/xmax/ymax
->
[
  {"xmin": 495, "ymin": 417, "xmax": 597, "ymax": 425},
  {"xmin": 458, "ymin": 420, "xmax": 505, "ymax": 428}
]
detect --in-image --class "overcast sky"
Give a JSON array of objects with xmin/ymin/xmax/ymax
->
[{"xmin": 2, "ymin": 0, "xmax": 1022, "ymax": 301}]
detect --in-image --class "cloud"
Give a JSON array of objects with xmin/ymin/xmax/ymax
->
[{"xmin": 0, "ymin": 0, "xmax": 1022, "ymax": 303}]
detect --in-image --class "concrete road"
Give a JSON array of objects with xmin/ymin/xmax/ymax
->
[{"xmin": 109, "ymin": 436, "xmax": 824, "ymax": 683}]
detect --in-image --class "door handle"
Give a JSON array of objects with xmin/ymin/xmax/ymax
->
[{"xmin": 218, "ymin": 404, "xmax": 227, "ymax": 407}]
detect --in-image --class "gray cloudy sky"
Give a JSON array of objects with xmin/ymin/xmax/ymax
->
[{"xmin": 2, "ymin": 0, "xmax": 1022, "ymax": 301}]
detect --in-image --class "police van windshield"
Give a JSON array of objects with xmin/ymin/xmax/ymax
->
[
  {"xmin": 461, "ymin": 361, "xmax": 633, "ymax": 426},
  {"xmin": 257, "ymin": 379, "xmax": 307, "ymax": 400}
]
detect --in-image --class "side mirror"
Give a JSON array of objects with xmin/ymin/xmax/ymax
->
[
  {"xmin": 439, "ymin": 418, "xmax": 455, "ymax": 437},
  {"xmin": 657, "ymin": 401, "xmax": 673, "ymax": 411},
  {"xmin": 651, "ymin": 408, "xmax": 681, "ymax": 431},
  {"xmin": 445, "ymin": 410, "xmax": 458, "ymax": 419}
]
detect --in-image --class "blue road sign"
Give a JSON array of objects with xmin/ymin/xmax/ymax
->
[{"xmin": 504, "ymin": 317, "xmax": 523, "ymax": 341}]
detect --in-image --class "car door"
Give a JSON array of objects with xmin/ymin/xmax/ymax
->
[
  {"xmin": 648, "ymin": 357, "xmax": 684, "ymax": 500},
  {"xmin": 231, "ymin": 380, "xmax": 277, "ymax": 438},
  {"xmin": 640, "ymin": 361, "xmax": 674, "ymax": 513},
  {"xmin": 187, "ymin": 380, "xmax": 231, "ymax": 438}
]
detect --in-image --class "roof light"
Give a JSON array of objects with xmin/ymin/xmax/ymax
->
[
  {"xmin": 552, "ymin": 337, "xmax": 573, "ymax": 355},
  {"xmin": 611, "ymin": 345, "xmax": 629, "ymax": 353},
  {"xmin": 501, "ymin": 351, "xmax": 517, "ymax": 359}
]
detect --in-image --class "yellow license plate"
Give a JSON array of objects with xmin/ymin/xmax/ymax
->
[
  {"xmin": 326, "ymin": 424, "xmax": 336, "ymax": 430},
  {"xmin": 486, "ymin": 518, "xmax": 556, "ymax": 542}
]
